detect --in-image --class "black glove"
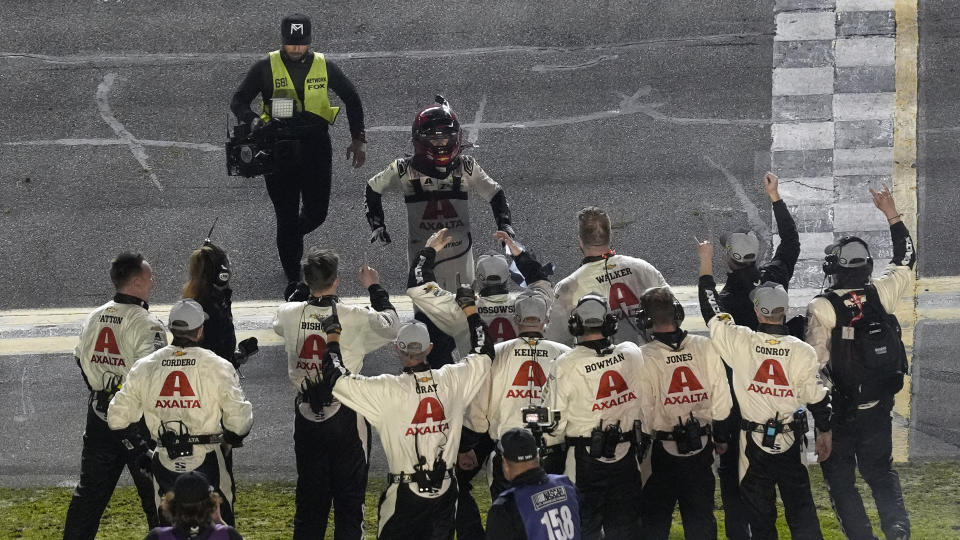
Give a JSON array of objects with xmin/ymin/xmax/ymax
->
[
  {"xmin": 456, "ymin": 285, "xmax": 477, "ymax": 310},
  {"xmin": 369, "ymin": 226, "xmax": 391, "ymax": 246},
  {"xmin": 250, "ymin": 117, "xmax": 264, "ymax": 132},
  {"xmin": 301, "ymin": 376, "xmax": 334, "ymax": 415},
  {"xmin": 321, "ymin": 305, "xmax": 342, "ymax": 335},
  {"xmin": 499, "ymin": 223, "xmax": 516, "ymax": 239}
]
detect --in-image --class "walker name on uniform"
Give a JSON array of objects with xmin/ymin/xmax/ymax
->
[
  {"xmin": 99, "ymin": 315, "xmax": 123, "ymax": 324},
  {"xmin": 155, "ymin": 399, "xmax": 202, "ymax": 408},
  {"xmin": 592, "ymin": 391, "xmax": 638, "ymax": 411},
  {"xmin": 416, "ymin": 383, "xmax": 439, "ymax": 395},
  {"xmin": 514, "ymin": 348, "xmax": 549, "ymax": 358},
  {"xmin": 664, "ymin": 392, "xmax": 709, "ymax": 405},
  {"xmin": 755, "ymin": 346, "xmax": 790, "ymax": 356},
  {"xmin": 666, "ymin": 353, "xmax": 693, "ymax": 364},
  {"xmin": 506, "ymin": 388, "xmax": 542, "ymax": 399},
  {"xmin": 405, "ymin": 422, "xmax": 450, "ymax": 436},
  {"xmin": 91, "ymin": 355, "xmax": 125, "ymax": 366},
  {"xmin": 584, "ymin": 353, "xmax": 625, "ymax": 374},
  {"xmin": 162, "ymin": 358, "xmax": 197, "ymax": 367},
  {"xmin": 595, "ymin": 267, "xmax": 633, "ymax": 284},
  {"xmin": 478, "ymin": 305, "xmax": 515, "ymax": 315},
  {"xmin": 746, "ymin": 383, "xmax": 795, "ymax": 397}
]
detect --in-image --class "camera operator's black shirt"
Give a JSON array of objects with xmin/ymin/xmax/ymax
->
[{"xmin": 230, "ymin": 49, "xmax": 365, "ymax": 140}]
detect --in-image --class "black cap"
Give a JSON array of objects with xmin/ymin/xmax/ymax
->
[
  {"xmin": 281, "ymin": 14, "xmax": 311, "ymax": 45},
  {"xmin": 172, "ymin": 471, "xmax": 214, "ymax": 504},
  {"xmin": 498, "ymin": 428, "xmax": 538, "ymax": 463}
]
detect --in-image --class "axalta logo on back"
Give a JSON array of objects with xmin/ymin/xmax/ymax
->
[
  {"xmin": 593, "ymin": 370, "xmax": 637, "ymax": 411},
  {"xmin": 506, "ymin": 361, "xmax": 547, "ymax": 399},
  {"xmin": 155, "ymin": 371, "xmax": 200, "ymax": 409},
  {"xmin": 406, "ymin": 397, "xmax": 449, "ymax": 436},
  {"xmin": 296, "ymin": 335, "xmax": 326, "ymax": 371},
  {"xmin": 747, "ymin": 359, "xmax": 794, "ymax": 397},
  {"xmin": 91, "ymin": 327, "xmax": 125, "ymax": 366},
  {"xmin": 664, "ymin": 366, "xmax": 709, "ymax": 405}
]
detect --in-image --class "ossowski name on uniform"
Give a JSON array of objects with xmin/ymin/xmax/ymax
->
[
  {"xmin": 506, "ymin": 388, "xmax": 542, "ymax": 399},
  {"xmin": 584, "ymin": 353, "xmax": 625, "ymax": 374},
  {"xmin": 592, "ymin": 391, "xmax": 637, "ymax": 411},
  {"xmin": 155, "ymin": 399, "xmax": 201, "ymax": 409},
  {"xmin": 91, "ymin": 355, "xmax": 126, "ymax": 366},
  {"xmin": 595, "ymin": 267, "xmax": 633, "ymax": 284},
  {"xmin": 514, "ymin": 348, "xmax": 549, "ymax": 358},
  {"xmin": 479, "ymin": 305, "xmax": 514, "ymax": 314},
  {"xmin": 663, "ymin": 392, "xmax": 708, "ymax": 405},
  {"xmin": 747, "ymin": 383, "xmax": 795, "ymax": 398},
  {"xmin": 99, "ymin": 315, "xmax": 123, "ymax": 324},
  {"xmin": 405, "ymin": 422, "xmax": 450, "ymax": 436}
]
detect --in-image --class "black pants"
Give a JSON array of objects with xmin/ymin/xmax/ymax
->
[
  {"xmin": 641, "ymin": 442, "xmax": 717, "ymax": 540},
  {"xmin": 820, "ymin": 400, "xmax": 909, "ymax": 540},
  {"xmin": 455, "ymin": 433, "xmax": 495, "ymax": 540},
  {"xmin": 718, "ymin": 379, "xmax": 753, "ymax": 540},
  {"xmin": 63, "ymin": 404, "xmax": 158, "ymax": 540},
  {"xmin": 152, "ymin": 446, "xmax": 236, "ymax": 526},
  {"xmin": 294, "ymin": 404, "xmax": 370, "ymax": 540},
  {"xmin": 378, "ymin": 479, "xmax": 459, "ymax": 540},
  {"xmin": 573, "ymin": 444, "xmax": 642, "ymax": 540},
  {"xmin": 739, "ymin": 435, "xmax": 822, "ymax": 540},
  {"xmin": 414, "ymin": 310, "xmax": 458, "ymax": 368},
  {"xmin": 265, "ymin": 133, "xmax": 333, "ymax": 282}
]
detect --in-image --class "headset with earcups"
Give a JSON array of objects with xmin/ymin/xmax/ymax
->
[
  {"xmin": 635, "ymin": 292, "xmax": 685, "ymax": 331},
  {"xmin": 567, "ymin": 294, "xmax": 619, "ymax": 337},
  {"xmin": 822, "ymin": 236, "xmax": 873, "ymax": 276},
  {"xmin": 201, "ymin": 241, "xmax": 231, "ymax": 288}
]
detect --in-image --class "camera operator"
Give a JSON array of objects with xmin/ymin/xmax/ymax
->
[
  {"xmin": 230, "ymin": 13, "xmax": 366, "ymax": 297},
  {"xmin": 318, "ymin": 291, "xmax": 495, "ymax": 539}
]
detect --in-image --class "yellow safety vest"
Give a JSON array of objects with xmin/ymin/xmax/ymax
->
[{"xmin": 261, "ymin": 51, "xmax": 339, "ymax": 124}]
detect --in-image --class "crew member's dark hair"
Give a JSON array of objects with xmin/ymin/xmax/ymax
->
[
  {"xmin": 303, "ymin": 248, "xmax": 339, "ymax": 291},
  {"xmin": 158, "ymin": 490, "xmax": 222, "ymax": 531},
  {"xmin": 640, "ymin": 287, "xmax": 678, "ymax": 326},
  {"xmin": 578, "ymin": 206, "xmax": 611, "ymax": 247},
  {"xmin": 110, "ymin": 251, "xmax": 146, "ymax": 289},
  {"xmin": 170, "ymin": 327, "xmax": 203, "ymax": 343}
]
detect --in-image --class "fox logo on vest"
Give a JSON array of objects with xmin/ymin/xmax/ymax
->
[
  {"xmin": 593, "ymin": 370, "xmax": 637, "ymax": 411},
  {"xmin": 506, "ymin": 361, "xmax": 547, "ymax": 399},
  {"xmin": 91, "ymin": 327, "xmax": 125, "ymax": 366},
  {"xmin": 406, "ymin": 396, "xmax": 450, "ymax": 436},
  {"xmin": 664, "ymin": 366, "xmax": 709, "ymax": 405},
  {"xmin": 422, "ymin": 199, "xmax": 458, "ymax": 220},
  {"xmin": 296, "ymin": 335, "xmax": 326, "ymax": 372},
  {"xmin": 747, "ymin": 358, "xmax": 794, "ymax": 397},
  {"xmin": 156, "ymin": 370, "xmax": 200, "ymax": 409}
]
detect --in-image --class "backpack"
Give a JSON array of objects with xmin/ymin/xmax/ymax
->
[{"xmin": 822, "ymin": 284, "xmax": 908, "ymax": 404}]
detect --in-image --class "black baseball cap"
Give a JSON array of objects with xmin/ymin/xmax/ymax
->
[
  {"xmin": 172, "ymin": 471, "xmax": 214, "ymax": 504},
  {"xmin": 498, "ymin": 428, "xmax": 538, "ymax": 463},
  {"xmin": 281, "ymin": 14, "xmax": 312, "ymax": 45}
]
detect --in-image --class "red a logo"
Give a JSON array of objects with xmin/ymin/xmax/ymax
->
[
  {"xmin": 422, "ymin": 199, "xmax": 458, "ymax": 220},
  {"xmin": 299, "ymin": 335, "xmax": 326, "ymax": 359},
  {"xmin": 411, "ymin": 397, "xmax": 446, "ymax": 424},
  {"xmin": 511, "ymin": 360, "xmax": 547, "ymax": 387},
  {"xmin": 667, "ymin": 366, "xmax": 705, "ymax": 393},
  {"xmin": 489, "ymin": 317, "xmax": 517, "ymax": 343},
  {"xmin": 596, "ymin": 370, "xmax": 629, "ymax": 399},
  {"xmin": 159, "ymin": 371, "xmax": 196, "ymax": 397},
  {"xmin": 94, "ymin": 327, "xmax": 121, "ymax": 355},
  {"xmin": 753, "ymin": 359, "xmax": 789, "ymax": 386},
  {"xmin": 608, "ymin": 283, "xmax": 639, "ymax": 311}
]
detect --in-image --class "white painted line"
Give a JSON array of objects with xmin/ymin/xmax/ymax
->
[
  {"xmin": 835, "ymin": 37, "xmax": 896, "ymax": 67},
  {"xmin": 832, "ymin": 202, "xmax": 890, "ymax": 231},
  {"xmin": 95, "ymin": 73, "xmax": 162, "ymax": 191},
  {"xmin": 834, "ymin": 147, "xmax": 894, "ymax": 176},
  {"xmin": 775, "ymin": 12, "xmax": 836, "ymax": 41},
  {"xmin": 773, "ymin": 67, "xmax": 834, "ymax": 96},
  {"xmin": 703, "ymin": 156, "xmax": 771, "ymax": 239},
  {"xmin": 772, "ymin": 122, "xmax": 834, "ymax": 151},
  {"xmin": 777, "ymin": 177, "xmax": 834, "ymax": 203},
  {"xmin": 836, "ymin": 0, "xmax": 895, "ymax": 11},
  {"xmin": 467, "ymin": 94, "xmax": 487, "ymax": 145},
  {"xmin": 531, "ymin": 54, "xmax": 618, "ymax": 72},
  {"xmin": 5, "ymin": 138, "xmax": 222, "ymax": 152},
  {"xmin": 833, "ymin": 92, "xmax": 896, "ymax": 121}
]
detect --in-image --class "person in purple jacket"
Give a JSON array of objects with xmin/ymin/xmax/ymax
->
[{"xmin": 145, "ymin": 471, "xmax": 243, "ymax": 540}]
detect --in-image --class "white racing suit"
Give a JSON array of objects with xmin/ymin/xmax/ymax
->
[
  {"xmin": 700, "ymin": 275, "xmax": 831, "ymax": 540},
  {"xmin": 365, "ymin": 155, "xmax": 512, "ymax": 290},
  {"xmin": 635, "ymin": 333, "xmax": 732, "ymax": 540},
  {"xmin": 272, "ymin": 286, "xmax": 399, "ymax": 539},
  {"xmin": 107, "ymin": 343, "xmax": 253, "ymax": 526},
  {"xmin": 464, "ymin": 335, "xmax": 571, "ymax": 499},
  {"xmin": 321, "ymin": 312, "xmax": 495, "ymax": 540},
  {"xmin": 552, "ymin": 339, "xmax": 646, "ymax": 540},
  {"xmin": 64, "ymin": 294, "xmax": 168, "ymax": 540},
  {"xmin": 546, "ymin": 253, "xmax": 669, "ymax": 346}
]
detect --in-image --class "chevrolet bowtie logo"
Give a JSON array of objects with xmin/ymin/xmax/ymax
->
[
  {"xmin": 764, "ymin": 339, "xmax": 781, "ymax": 345},
  {"xmin": 418, "ymin": 377, "xmax": 431, "ymax": 383},
  {"xmin": 174, "ymin": 351, "xmax": 185, "ymax": 356}
]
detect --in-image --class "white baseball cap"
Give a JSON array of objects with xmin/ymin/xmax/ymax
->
[
  {"xmin": 572, "ymin": 293, "xmax": 609, "ymax": 327},
  {"xmin": 514, "ymin": 293, "xmax": 548, "ymax": 325},
  {"xmin": 749, "ymin": 282, "xmax": 789, "ymax": 316},
  {"xmin": 168, "ymin": 299, "xmax": 209, "ymax": 331},
  {"xmin": 721, "ymin": 231, "xmax": 760, "ymax": 263},
  {"xmin": 396, "ymin": 321, "xmax": 431, "ymax": 354},
  {"xmin": 476, "ymin": 255, "xmax": 510, "ymax": 286}
]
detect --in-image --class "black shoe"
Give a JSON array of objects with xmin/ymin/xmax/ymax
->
[{"xmin": 888, "ymin": 524, "xmax": 909, "ymax": 540}]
